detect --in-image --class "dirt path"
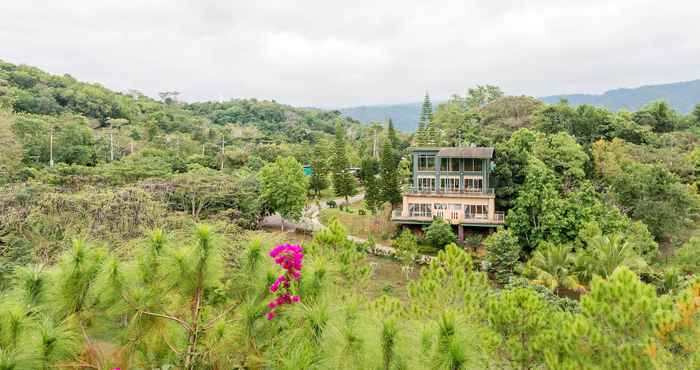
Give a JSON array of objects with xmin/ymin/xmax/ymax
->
[{"xmin": 262, "ymin": 194, "xmax": 435, "ymax": 263}]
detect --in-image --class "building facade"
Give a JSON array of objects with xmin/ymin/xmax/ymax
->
[{"xmin": 391, "ymin": 147, "xmax": 504, "ymax": 240}]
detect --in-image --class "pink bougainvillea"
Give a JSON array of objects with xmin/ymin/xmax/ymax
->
[{"xmin": 266, "ymin": 243, "xmax": 303, "ymax": 320}]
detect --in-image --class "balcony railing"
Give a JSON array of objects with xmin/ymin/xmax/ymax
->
[
  {"xmin": 409, "ymin": 188, "xmax": 495, "ymax": 195},
  {"xmin": 392, "ymin": 210, "xmax": 505, "ymax": 224}
]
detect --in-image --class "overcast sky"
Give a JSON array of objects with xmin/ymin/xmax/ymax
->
[{"xmin": 1, "ymin": 1, "xmax": 699, "ymax": 107}]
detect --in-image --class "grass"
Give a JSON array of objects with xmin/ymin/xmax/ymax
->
[
  {"xmin": 319, "ymin": 200, "xmax": 396, "ymax": 245},
  {"xmin": 248, "ymin": 229, "xmax": 417, "ymax": 301}
]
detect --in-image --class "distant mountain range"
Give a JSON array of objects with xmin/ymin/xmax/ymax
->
[{"xmin": 339, "ymin": 79, "xmax": 700, "ymax": 132}]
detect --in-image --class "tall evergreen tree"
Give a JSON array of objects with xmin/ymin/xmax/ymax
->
[
  {"xmin": 420, "ymin": 93, "xmax": 433, "ymax": 127},
  {"xmin": 381, "ymin": 120, "xmax": 402, "ymax": 207},
  {"xmin": 309, "ymin": 141, "xmax": 330, "ymax": 198},
  {"xmin": 415, "ymin": 93, "xmax": 436, "ymax": 146},
  {"xmin": 363, "ymin": 157, "xmax": 383, "ymax": 215},
  {"xmin": 332, "ymin": 123, "xmax": 357, "ymax": 206}
]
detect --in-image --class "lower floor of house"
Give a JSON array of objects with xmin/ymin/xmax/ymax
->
[{"xmin": 392, "ymin": 193, "xmax": 504, "ymax": 226}]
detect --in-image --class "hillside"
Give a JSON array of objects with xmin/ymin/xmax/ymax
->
[
  {"xmin": 338, "ymin": 102, "xmax": 437, "ymax": 132},
  {"xmin": 541, "ymin": 79, "xmax": 700, "ymax": 113},
  {"xmin": 340, "ymin": 79, "xmax": 700, "ymax": 132}
]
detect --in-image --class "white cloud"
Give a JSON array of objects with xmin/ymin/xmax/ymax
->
[{"xmin": 1, "ymin": 0, "xmax": 699, "ymax": 106}]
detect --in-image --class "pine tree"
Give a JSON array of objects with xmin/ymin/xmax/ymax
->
[
  {"xmin": 415, "ymin": 93, "xmax": 436, "ymax": 146},
  {"xmin": 332, "ymin": 123, "xmax": 357, "ymax": 207},
  {"xmin": 363, "ymin": 157, "xmax": 383, "ymax": 215},
  {"xmin": 309, "ymin": 142, "xmax": 330, "ymax": 198},
  {"xmin": 381, "ymin": 120, "xmax": 402, "ymax": 207}
]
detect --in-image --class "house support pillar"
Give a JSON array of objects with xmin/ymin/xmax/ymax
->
[{"xmin": 458, "ymin": 224, "xmax": 464, "ymax": 243}]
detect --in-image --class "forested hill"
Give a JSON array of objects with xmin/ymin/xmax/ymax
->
[
  {"xmin": 541, "ymin": 79, "xmax": 700, "ymax": 114},
  {"xmin": 338, "ymin": 102, "xmax": 436, "ymax": 133},
  {"xmin": 340, "ymin": 79, "xmax": 700, "ymax": 132}
]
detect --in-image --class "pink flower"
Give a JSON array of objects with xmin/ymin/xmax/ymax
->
[{"xmin": 266, "ymin": 243, "xmax": 304, "ymax": 320}]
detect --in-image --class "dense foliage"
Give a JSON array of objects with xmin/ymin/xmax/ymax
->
[{"xmin": 1, "ymin": 59, "xmax": 700, "ymax": 368}]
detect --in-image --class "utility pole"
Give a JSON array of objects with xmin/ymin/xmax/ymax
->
[
  {"xmin": 220, "ymin": 136, "xmax": 226, "ymax": 171},
  {"xmin": 109, "ymin": 121, "xmax": 114, "ymax": 162},
  {"xmin": 49, "ymin": 126, "xmax": 54, "ymax": 167},
  {"xmin": 373, "ymin": 128, "xmax": 378, "ymax": 158}
]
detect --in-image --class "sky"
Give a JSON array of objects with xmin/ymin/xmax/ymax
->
[{"xmin": 1, "ymin": 0, "xmax": 699, "ymax": 107}]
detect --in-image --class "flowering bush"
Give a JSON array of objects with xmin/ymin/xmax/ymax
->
[{"xmin": 266, "ymin": 243, "xmax": 304, "ymax": 320}]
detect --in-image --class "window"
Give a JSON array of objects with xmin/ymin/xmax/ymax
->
[
  {"xmin": 464, "ymin": 158, "xmax": 483, "ymax": 172},
  {"xmin": 440, "ymin": 177, "xmax": 460, "ymax": 193},
  {"xmin": 417, "ymin": 155, "xmax": 435, "ymax": 171},
  {"xmin": 464, "ymin": 204, "xmax": 489, "ymax": 219},
  {"xmin": 417, "ymin": 177, "xmax": 436, "ymax": 192},
  {"xmin": 409, "ymin": 203, "xmax": 432, "ymax": 217},
  {"xmin": 434, "ymin": 203, "xmax": 447, "ymax": 218},
  {"xmin": 449, "ymin": 204, "xmax": 462, "ymax": 220},
  {"xmin": 464, "ymin": 177, "xmax": 483, "ymax": 192},
  {"xmin": 440, "ymin": 158, "xmax": 460, "ymax": 172}
]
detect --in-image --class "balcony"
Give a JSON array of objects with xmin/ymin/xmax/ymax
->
[
  {"xmin": 391, "ymin": 210, "xmax": 505, "ymax": 225},
  {"xmin": 408, "ymin": 188, "xmax": 495, "ymax": 196}
]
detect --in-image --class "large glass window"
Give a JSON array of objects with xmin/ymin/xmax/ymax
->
[
  {"xmin": 440, "ymin": 177, "xmax": 460, "ymax": 193},
  {"xmin": 417, "ymin": 155, "xmax": 435, "ymax": 171},
  {"xmin": 433, "ymin": 203, "xmax": 447, "ymax": 218},
  {"xmin": 440, "ymin": 158, "xmax": 460, "ymax": 172},
  {"xmin": 464, "ymin": 177, "xmax": 483, "ymax": 192},
  {"xmin": 417, "ymin": 177, "xmax": 436, "ymax": 192},
  {"xmin": 464, "ymin": 158, "xmax": 483, "ymax": 172},
  {"xmin": 409, "ymin": 203, "xmax": 432, "ymax": 217},
  {"xmin": 449, "ymin": 204, "xmax": 462, "ymax": 220},
  {"xmin": 464, "ymin": 204, "xmax": 489, "ymax": 219}
]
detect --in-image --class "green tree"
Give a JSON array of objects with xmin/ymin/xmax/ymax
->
[
  {"xmin": 592, "ymin": 139, "xmax": 700, "ymax": 239},
  {"xmin": 493, "ymin": 128, "xmax": 537, "ymax": 209},
  {"xmin": 380, "ymin": 120, "xmax": 402, "ymax": 207},
  {"xmin": 525, "ymin": 242, "xmax": 583, "ymax": 294},
  {"xmin": 532, "ymin": 131, "xmax": 589, "ymax": 187},
  {"xmin": 423, "ymin": 218, "xmax": 456, "ymax": 248},
  {"xmin": 309, "ymin": 141, "xmax": 331, "ymax": 198},
  {"xmin": 488, "ymin": 288, "xmax": 554, "ymax": 369},
  {"xmin": 331, "ymin": 124, "xmax": 358, "ymax": 207},
  {"xmin": 432, "ymin": 95, "xmax": 482, "ymax": 146},
  {"xmin": 363, "ymin": 157, "xmax": 384, "ymax": 215},
  {"xmin": 506, "ymin": 157, "xmax": 566, "ymax": 251},
  {"xmin": 545, "ymin": 267, "xmax": 666, "ymax": 369},
  {"xmin": 533, "ymin": 101, "xmax": 577, "ymax": 135},
  {"xmin": 392, "ymin": 228, "xmax": 418, "ymax": 272},
  {"xmin": 693, "ymin": 103, "xmax": 700, "ymax": 125},
  {"xmin": 632, "ymin": 101, "xmax": 679, "ymax": 133},
  {"xmin": 466, "ymin": 85, "xmax": 504, "ymax": 109},
  {"xmin": 259, "ymin": 156, "xmax": 308, "ymax": 231},
  {"xmin": 484, "ymin": 228, "xmax": 521, "ymax": 285},
  {"xmin": 414, "ymin": 93, "xmax": 437, "ymax": 146}
]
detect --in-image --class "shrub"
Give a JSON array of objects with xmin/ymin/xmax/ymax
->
[
  {"xmin": 326, "ymin": 200, "xmax": 337, "ymax": 208},
  {"xmin": 484, "ymin": 228, "xmax": 522, "ymax": 284},
  {"xmin": 358, "ymin": 208, "xmax": 367, "ymax": 216},
  {"xmin": 423, "ymin": 218, "xmax": 457, "ymax": 248},
  {"xmin": 392, "ymin": 228, "xmax": 418, "ymax": 266}
]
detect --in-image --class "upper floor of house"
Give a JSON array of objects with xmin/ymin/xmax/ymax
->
[{"xmin": 410, "ymin": 146, "xmax": 495, "ymax": 196}]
